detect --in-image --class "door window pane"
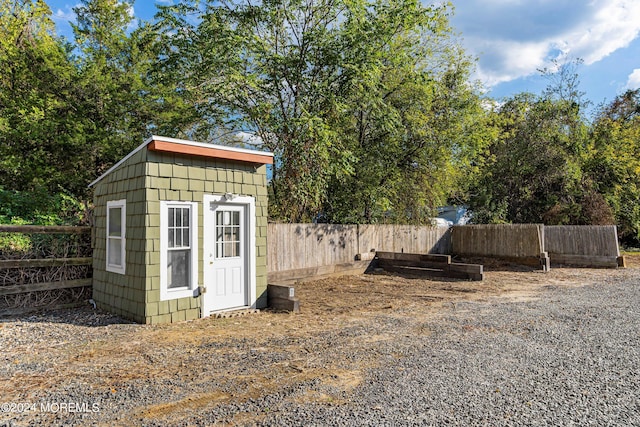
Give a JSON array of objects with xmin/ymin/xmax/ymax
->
[{"xmin": 215, "ymin": 209, "xmax": 241, "ymax": 258}]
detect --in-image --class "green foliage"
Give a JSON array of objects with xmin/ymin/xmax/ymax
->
[
  {"xmin": 1, "ymin": 1, "xmax": 637, "ymax": 240},
  {"xmin": 71, "ymin": 0, "xmax": 174, "ymax": 176},
  {"xmin": 0, "ymin": 0, "xmax": 187, "ymax": 209},
  {"xmin": 587, "ymin": 89, "xmax": 640, "ymax": 244},
  {"xmin": 154, "ymin": 0, "xmax": 488, "ymax": 223},
  {"xmin": 0, "ymin": 0, "xmax": 89, "ymax": 197},
  {"xmin": 464, "ymin": 59, "xmax": 623, "ymax": 227},
  {"xmin": 0, "ymin": 186, "xmax": 87, "ymax": 254},
  {"xmin": 0, "ymin": 187, "xmax": 86, "ymax": 225},
  {"xmin": 468, "ymin": 93, "xmax": 588, "ymax": 224}
]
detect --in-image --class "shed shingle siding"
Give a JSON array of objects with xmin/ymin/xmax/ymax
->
[{"xmin": 93, "ymin": 145, "xmax": 269, "ymax": 324}]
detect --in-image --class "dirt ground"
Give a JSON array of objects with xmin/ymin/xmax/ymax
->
[{"xmin": 2, "ymin": 254, "xmax": 639, "ymax": 426}]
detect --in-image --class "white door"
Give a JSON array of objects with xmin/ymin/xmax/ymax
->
[
  {"xmin": 206, "ymin": 203, "xmax": 247, "ymax": 312},
  {"xmin": 202, "ymin": 194, "xmax": 257, "ymax": 317}
]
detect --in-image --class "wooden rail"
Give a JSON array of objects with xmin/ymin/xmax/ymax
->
[
  {"xmin": 0, "ymin": 257, "xmax": 93, "ymax": 269},
  {"xmin": 0, "ymin": 225, "xmax": 93, "ymax": 315}
]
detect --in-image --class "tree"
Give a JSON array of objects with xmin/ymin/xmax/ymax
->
[
  {"xmin": 72, "ymin": 0, "xmax": 153, "ymax": 177},
  {"xmin": 154, "ymin": 0, "xmax": 357, "ymax": 221},
  {"xmin": 464, "ymin": 58, "xmax": 617, "ymax": 226},
  {"xmin": 588, "ymin": 89, "xmax": 640, "ymax": 244},
  {"xmin": 154, "ymin": 0, "xmax": 487, "ymax": 222},
  {"xmin": 0, "ymin": 0, "xmax": 88, "ymax": 199},
  {"xmin": 323, "ymin": 45, "xmax": 493, "ymax": 223},
  {"xmin": 0, "ymin": 0, "xmax": 186, "ymax": 224},
  {"xmin": 467, "ymin": 92, "xmax": 593, "ymax": 224}
]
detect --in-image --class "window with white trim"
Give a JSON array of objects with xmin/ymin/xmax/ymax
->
[
  {"xmin": 160, "ymin": 201, "xmax": 198, "ymax": 300},
  {"xmin": 106, "ymin": 199, "xmax": 126, "ymax": 274}
]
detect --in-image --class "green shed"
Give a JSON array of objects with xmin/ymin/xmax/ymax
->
[{"xmin": 89, "ymin": 135, "xmax": 273, "ymax": 324}]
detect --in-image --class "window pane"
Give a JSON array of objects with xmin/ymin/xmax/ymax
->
[
  {"xmin": 216, "ymin": 242, "xmax": 223, "ymax": 258},
  {"xmin": 168, "ymin": 228, "xmax": 174, "ymax": 248},
  {"xmin": 182, "ymin": 208, "xmax": 190, "ymax": 227},
  {"xmin": 224, "ymin": 241, "xmax": 233, "ymax": 257},
  {"xmin": 214, "ymin": 210, "xmax": 241, "ymax": 258},
  {"xmin": 175, "ymin": 208, "xmax": 182, "ymax": 227},
  {"xmin": 108, "ymin": 237, "xmax": 122, "ymax": 266},
  {"xmin": 175, "ymin": 227, "xmax": 182, "ymax": 247},
  {"xmin": 167, "ymin": 249, "xmax": 189, "ymax": 288},
  {"xmin": 109, "ymin": 208, "xmax": 122, "ymax": 236},
  {"xmin": 183, "ymin": 228, "xmax": 190, "ymax": 247},
  {"xmin": 168, "ymin": 208, "xmax": 175, "ymax": 227}
]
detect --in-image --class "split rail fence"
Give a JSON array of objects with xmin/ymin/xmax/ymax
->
[{"xmin": 0, "ymin": 225, "xmax": 92, "ymax": 316}]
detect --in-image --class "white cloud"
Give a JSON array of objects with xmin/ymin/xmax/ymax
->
[
  {"xmin": 452, "ymin": 0, "xmax": 640, "ymax": 88},
  {"xmin": 51, "ymin": 4, "xmax": 79, "ymax": 24},
  {"xmin": 626, "ymin": 69, "xmax": 640, "ymax": 89}
]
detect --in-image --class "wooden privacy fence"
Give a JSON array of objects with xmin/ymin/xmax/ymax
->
[
  {"xmin": 451, "ymin": 224, "xmax": 623, "ymax": 269},
  {"xmin": 545, "ymin": 225, "xmax": 624, "ymax": 267},
  {"xmin": 451, "ymin": 224, "xmax": 544, "ymax": 258},
  {"xmin": 267, "ymin": 223, "xmax": 451, "ymax": 282},
  {"xmin": 0, "ymin": 225, "xmax": 92, "ymax": 316},
  {"xmin": 268, "ymin": 223, "xmax": 624, "ymax": 281}
]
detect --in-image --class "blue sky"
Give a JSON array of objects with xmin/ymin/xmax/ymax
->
[{"xmin": 46, "ymin": 0, "xmax": 640, "ymax": 109}]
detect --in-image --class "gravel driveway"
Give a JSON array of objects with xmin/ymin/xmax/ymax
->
[{"xmin": 1, "ymin": 266, "xmax": 639, "ymax": 426}]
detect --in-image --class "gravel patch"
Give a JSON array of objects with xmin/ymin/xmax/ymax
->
[
  {"xmin": 265, "ymin": 281, "xmax": 640, "ymax": 426},
  {"xmin": 1, "ymin": 270, "xmax": 639, "ymax": 426}
]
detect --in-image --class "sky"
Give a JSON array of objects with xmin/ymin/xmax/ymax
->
[{"xmin": 46, "ymin": 0, "xmax": 640, "ymax": 111}]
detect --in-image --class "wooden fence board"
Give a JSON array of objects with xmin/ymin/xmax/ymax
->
[
  {"xmin": 548, "ymin": 254, "xmax": 619, "ymax": 268},
  {"xmin": 545, "ymin": 225, "xmax": 620, "ymax": 257},
  {"xmin": 267, "ymin": 224, "xmax": 450, "ymax": 274},
  {"xmin": 0, "ymin": 257, "xmax": 93, "ymax": 269},
  {"xmin": 0, "ymin": 225, "xmax": 93, "ymax": 314},
  {"xmin": 451, "ymin": 224, "xmax": 543, "ymax": 258},
  {"xmin": 0, "ymin": 278, "xmax": 92, "ymax": 296}
]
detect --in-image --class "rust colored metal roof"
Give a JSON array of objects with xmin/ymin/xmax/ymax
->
[{"xmin": 89, "ymin": 135, "xmax": 273, "ymax": 187}]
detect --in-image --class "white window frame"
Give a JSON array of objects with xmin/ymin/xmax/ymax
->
[
  {"xmin": 160, "ymin": 201, "xmax": 199, "ymax": 301},
  {"xmin": 106, "ymin": 199, "xmax": 126, "ymax": 274}
]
